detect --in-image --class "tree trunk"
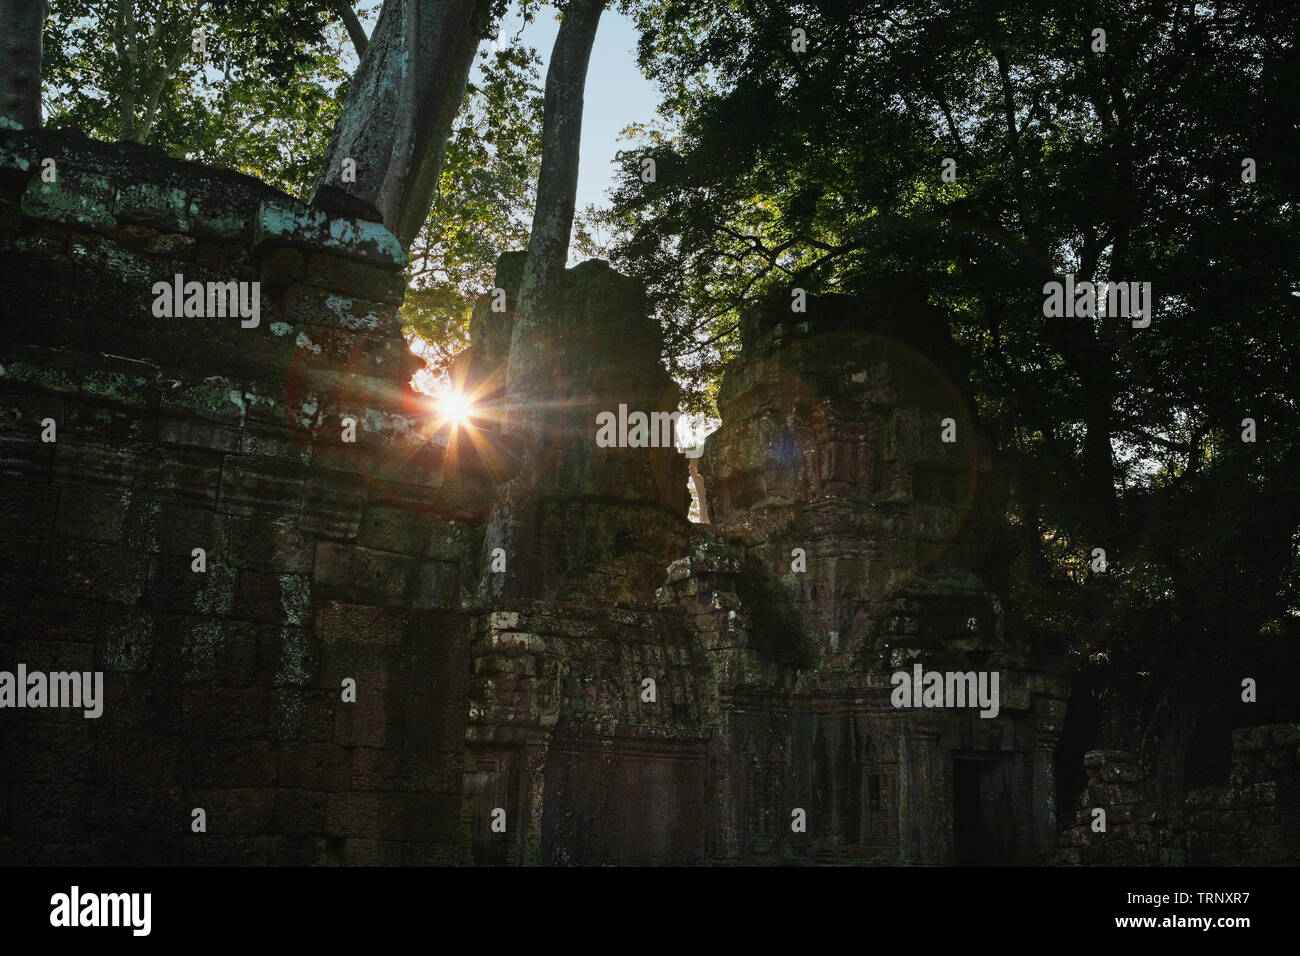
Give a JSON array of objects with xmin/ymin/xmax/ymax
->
[
  {"xmin": 502, "ymin": 0, "xmax": 605, "ymax": 435},
  {"xmin": 0, "ymin": 0, "xmax": 47, "ymax": 128},
  {"xmin": 312, "ymin": 0, "xmax": 493, "ymax": 245},
  {"xmin": 482, "ymin": 0, "xmax": 606, "ymax": 601},
  {"xmin": 335, "ymin": 2, "xmax": 369, "ymax": 55},
  {"xmin": 515, "ymin": 0, "xmax": 605, "ymax": 324}
]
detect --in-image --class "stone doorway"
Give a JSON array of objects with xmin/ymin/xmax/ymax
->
[
  {"xmin": 952, "ymin": 755, "xmax": 1014, "ymax": 865},
  {"xmin": 465, "ymin": 750, "xmax": 520, "ymax": 864}
]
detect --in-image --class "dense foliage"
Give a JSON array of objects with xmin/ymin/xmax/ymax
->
[{"xmin": 608, "ymin": 0, "xmax": 1300, "ymax": 782}]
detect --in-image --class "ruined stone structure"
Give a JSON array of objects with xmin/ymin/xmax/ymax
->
[
  {"xmin": 448, "ymin": 258, "xmax": 1069, "ymax": 864},
  {"xmin": 1053, "ymin": 725, "xmax": 1300, "ymax": 866},
  {"xmin": 678, "ymin": 289, "xmax": 1069, "ymax": 864},
  {"xmin": 0, "ymin": 128, "xmax": 506, "ymax": 864},
  {"xmin": 457, "ymin": 253, "xmax": 706, "ymax": 864},
  {"xmin": 0, "ymin": 128, "xmax": 1290, "ymax": 865}
]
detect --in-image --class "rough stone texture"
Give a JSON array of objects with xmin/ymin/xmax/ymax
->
[
  {"xmin": 465, "ymin": 255, "xmax": 690, "ymax": 605},
  {"xmin": 457, "ymin": 269, "xmax": 1068, "ymax": 864},
  {"xmin": 1052, "ymin": 726, "xmax": 1300, "ymax": 865},
  {"xmin": 458, "ymin": 255, "xmax": 701, "ymax": 864},
  {"xmin": 680, "ymin": 286, "xmax": 1067, "ymax": 864},
  {"xmin": 4, "ymin": 129, "xmax": 1290, "ymax": 866},
  {"xmin": 0, "ymin": 128, "xmax": 508, "ymax": 865}
]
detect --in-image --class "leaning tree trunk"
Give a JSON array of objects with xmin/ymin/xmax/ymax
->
[
  {"xmin": 312, "ymin": 0, "xmax": 493, "ymax": 246},
  {"xmin": 0, "ymin": 0, "xmax": 48, "ymax": 129},
  {"xmin": 503, "ymin": 0, "xmax": 605, "ymax": 434}
]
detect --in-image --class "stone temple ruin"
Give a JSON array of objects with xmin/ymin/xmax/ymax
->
[{"xmin": 1, "ymin": 129, "xmax": 1295, "ymax": 865}]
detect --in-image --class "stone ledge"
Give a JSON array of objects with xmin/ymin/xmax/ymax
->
[
  {"xmin": 253, "ymin": 201, "xmax": 404, "ymax": 271},
  {"xmin": 22, "ymin": 176, "xmax": 117, "ymax": 235}
]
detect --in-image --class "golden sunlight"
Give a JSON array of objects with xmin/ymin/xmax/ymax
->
[{"xmin": 437, "ymin": 390, "xmax": 474, "ymax": 428}]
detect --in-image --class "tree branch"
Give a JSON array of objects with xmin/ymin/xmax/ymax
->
[
  {"xmin": 994, "ymin": 48, "xmax": 1032, "ymax": 239},
  {"xmin": 136, "ymin": 28, "xmax": 190, "ymax": 144},
  {"xmin": 335, "ymin": 2, "xmax": 369, "ymax": 55}
]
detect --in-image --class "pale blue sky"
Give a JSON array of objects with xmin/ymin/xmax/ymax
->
[{"xmin": 497, "ymin": 6, "xmax": 661, "ymax": 212}]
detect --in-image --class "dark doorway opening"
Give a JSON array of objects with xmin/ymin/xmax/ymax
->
[
  {"xmin": 465, "ymin": 750, "xmax": 518, "ymax": 865},
  {"xmin": 953, "ymin": 756, "xmax": 1013, "ymax": 865}
]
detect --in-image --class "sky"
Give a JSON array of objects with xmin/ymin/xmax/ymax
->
[{"xmin": 495, "ymin": 6, "xmax": 662, "ymax": 213}]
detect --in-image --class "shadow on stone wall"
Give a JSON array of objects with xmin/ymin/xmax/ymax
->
[
  {"xmin": 0, "ymin": 127, "xmax": 509, "ymax": 864},
  {"xmin": 1053, "ymin": 725, "xmax": 1300, "ymax": 865}
]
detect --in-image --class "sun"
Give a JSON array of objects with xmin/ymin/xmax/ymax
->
[{"xmin": 436, "ymin": 390, "xmax": 474, "ymax": 428}]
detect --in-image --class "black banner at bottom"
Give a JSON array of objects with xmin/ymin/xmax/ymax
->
[{"xmin": 3, "ymin": 865, "xmax": 1288, "ymax": 942}]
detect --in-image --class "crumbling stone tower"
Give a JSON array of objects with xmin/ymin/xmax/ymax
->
[
  {"xmin": 457, "ymin": 255, "xmax": 707, "ymax": 864},
  {"xmin": 461, "ymin": 266, "xmax": 1069, "ymax": 864},
  {"xmin": 668, "ymin": 282, "xmax": 1069, "ymax": 863}
]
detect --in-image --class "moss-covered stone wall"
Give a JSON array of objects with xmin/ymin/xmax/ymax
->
[{"xmin": 0, "ymin": 127, "xmax": 503, "ymax": 864}]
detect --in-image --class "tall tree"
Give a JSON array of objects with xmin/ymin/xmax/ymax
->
[
  {"xmin": 481, "ymin": 0, "xmax": 605, "ymax": 605},
  {"xmin": 42, "ymin": 0, "xmax": 348, "ymax": 195},
  {"xmin": 502, "ymin": 0, "xmax": 605, "ymax": 435},
  {"xmin": 611, "ymin": 0, "xmax": 1300, "ymax": 798},
  {"xmin": 312, "ymin": 0, "xmax": 497, "ymax": 245},
  {"xmin": 515, "ymin": 0, "xmax": 605, "ymax": 322},
  {"xmin": 403, "ymin": 39, "xmax": 546, "ymax": 392}
]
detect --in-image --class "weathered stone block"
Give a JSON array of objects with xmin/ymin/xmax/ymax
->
[
  {"xmin": 299, "ymin": 470, "xmax": 367, "ymax": 540},
  {"xmin": 357, "ymin": 503, "xmax": 432, "ymax": 556},
  {"xmin": 313, "ymin": 542, "xmax": 415, "ymax": 604},
  {"xmin": 22, "ymin": 175, "xmax": 116, "ymax": 235},
  {"xmin": 158, "ymin": 417, "xmax": 243, "ymax": 453},
  {"xmin": 182, "ymin": 739, "xmax": 274, "ymax": 788},
  {"xmin": 272, "ymin": 789, "xmax": 329, "ymax": 836},
  {"xmin": 254, "ymin": 201, "xmax": 404, "ymax": 270},
  {"xmin": 317, "ymin": 601, "xmax": 405, "ymax": 647},
  {"xmin": 240, "ymin": 420, "xmax": 305, "ymax": 460},
  {"xmin": 411, "ymin": 560, "xmax": 462, "ymax": 610},
  {"xmin": 181, "ymin": 687, "xmax": 269, "ymax": 739},
  {"xmin": 227, "ymin": 517, "xmax": 315, "ymax": 573},
  {"xmin": 325, "ymin": 792, "xmax": 458, "ymax": 842},
  {"xmin": 275, "ymin": 743, "xmax": 349, "ymax": 790},
  {"xmin": 271, "ymin": 688, "xmax": 335, "ymax": 741},
  {"xmin": 135, "ymin": 447, "xmax": 225, "ymax": 507},
  {"xmin": 218, "ymin": 455, "xmax": 308, "ymax": 516},
  {"xmin": 114, "ymin": 182, "xmax": 192, "ymax": 232},
  {"xmin": 300, "ymin": 252, "xmax": 407, "ymax": 304}
]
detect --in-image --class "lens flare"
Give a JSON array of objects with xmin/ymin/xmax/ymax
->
[{"xmin": 437, "ymin": 391, "xmax": 473, "ymax": 428}]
